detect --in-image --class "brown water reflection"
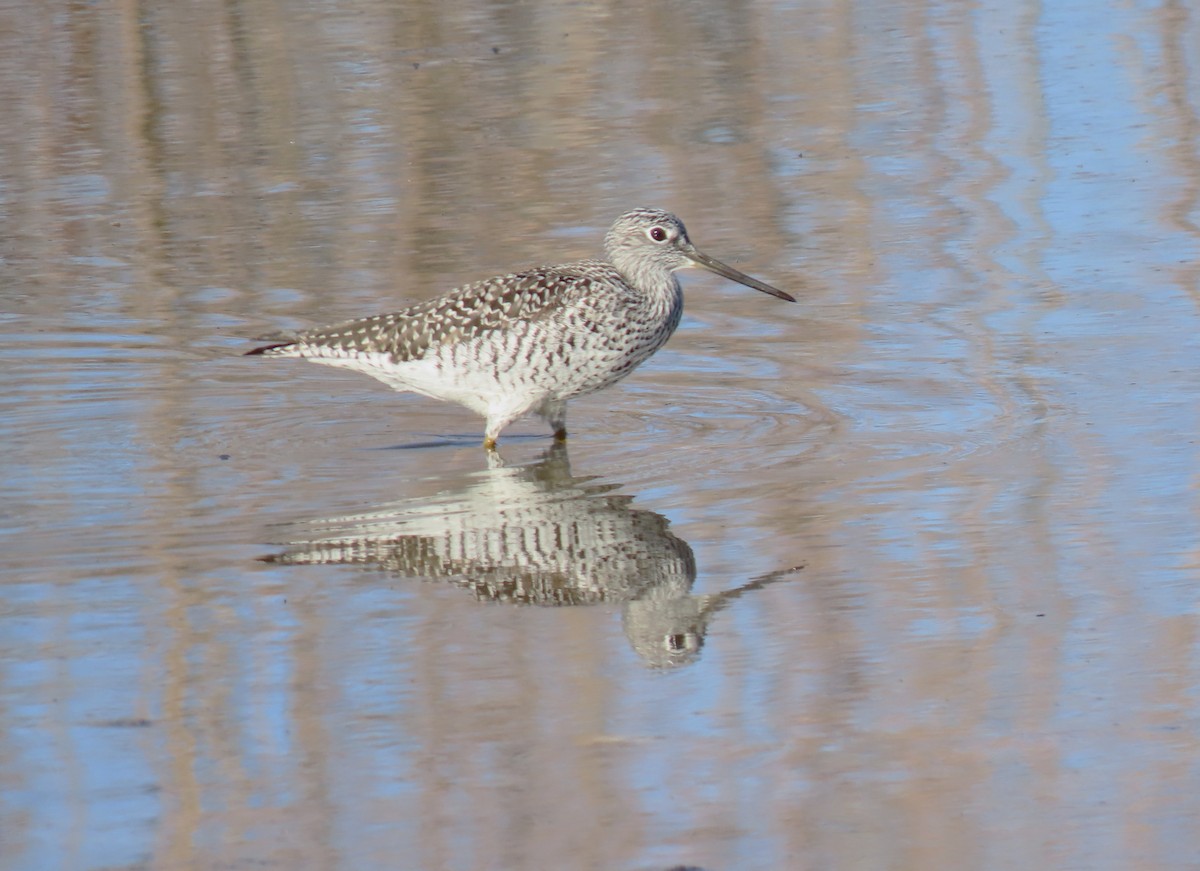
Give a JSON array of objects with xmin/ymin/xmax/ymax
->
[{"xmin": 4, "ymin": 0, "xmax": 1200, "ymax": 869}]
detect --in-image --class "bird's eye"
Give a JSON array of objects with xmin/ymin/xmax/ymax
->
[{"xmin": 648, "ymin": 226, "xmax": 669, "ymax": 243}]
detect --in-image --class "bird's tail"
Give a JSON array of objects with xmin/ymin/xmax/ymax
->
[{"xmin": 244, "ymin": 341, "xmax": 297, "ymax": 357}]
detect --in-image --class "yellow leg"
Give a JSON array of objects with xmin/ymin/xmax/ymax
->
[
  {"xmin": 553, "ymin": 428, "xmax": 568, "ymax": 443},
  {"xmin": 483, "ymin": 436, "xmax": 498, "ymax": 451}
]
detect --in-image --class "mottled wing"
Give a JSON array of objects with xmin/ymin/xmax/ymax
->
[{"xmin": 248, "ymin": 260, "xmax": 621, "ymax": 362}]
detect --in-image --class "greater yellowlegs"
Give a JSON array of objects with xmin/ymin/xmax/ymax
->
[{"xmin": 246, "ymin": 208, "xmax": 794, "ymax": 449}]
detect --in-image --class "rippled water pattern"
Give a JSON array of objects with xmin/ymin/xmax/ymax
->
[{"xmin": 3, "ymin": 1, "xmax": 1200, "ymax": 869}]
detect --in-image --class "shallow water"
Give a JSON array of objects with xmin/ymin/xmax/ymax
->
[{"xmin": 3, "ymin": 0, "xmax": 1200, "ymax": 869}]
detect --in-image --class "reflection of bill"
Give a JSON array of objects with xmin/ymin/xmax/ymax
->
[{"xmin": 261, "ymin": 444, "xmax": 801, "ymax": 668}]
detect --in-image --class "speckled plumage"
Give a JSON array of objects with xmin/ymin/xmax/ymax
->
[{"xmin": 246, "ymin": 208, "xmax": 793, "ymax": 449}]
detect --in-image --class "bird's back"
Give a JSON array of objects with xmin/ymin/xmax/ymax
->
[{"xmin": 249, "ymin": 259, "xmax": 635, "ymax": 364}]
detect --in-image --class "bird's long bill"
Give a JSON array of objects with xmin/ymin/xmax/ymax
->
[{"xmin": 686, "ymin": 246, "xmax": 796, "ymax": 302}]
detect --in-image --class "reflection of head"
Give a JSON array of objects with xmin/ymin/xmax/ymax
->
[
  {"xmin": 622, "ymin": 564, "xmax": 805, "ymax": 668},
  {"xmin": 622, "ymin": 595, "xmax": 708, "ymax": 669}
]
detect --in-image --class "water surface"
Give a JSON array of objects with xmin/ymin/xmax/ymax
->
[{"xmin": 3, "ymin": 0, "xmax": 1200, "ymax": 869}]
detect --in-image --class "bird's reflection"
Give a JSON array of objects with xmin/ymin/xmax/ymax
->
[{"xmin": 262, "ymin": 443, "xmax": 799, "ymax": 667}]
